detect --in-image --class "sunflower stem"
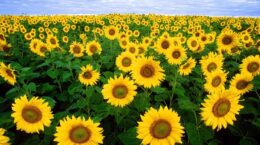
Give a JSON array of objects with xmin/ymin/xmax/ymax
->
[
  {"xmin": 86, "ymin": 85, "xmax": 91, "ymax": 116},
  {"xmin": 169, "ymin": 67, "xmax": 179, "ymax": 107}
]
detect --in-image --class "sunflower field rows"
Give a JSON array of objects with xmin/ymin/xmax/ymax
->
[{"xmin": 0, "ymin": 14, "xmax": 260, "ymax": 145}]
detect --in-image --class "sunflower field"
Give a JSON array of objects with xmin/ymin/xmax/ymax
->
[{"xmin": 0, "ymin": 14, "xmax": 260, "ymax": 145}]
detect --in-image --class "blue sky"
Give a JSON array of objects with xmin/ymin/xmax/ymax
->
[{"xmin": 0, "ymin": 0, "xmax": 259, "ymax": 16}]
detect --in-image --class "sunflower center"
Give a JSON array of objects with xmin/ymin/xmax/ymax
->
[
  {"xmin": 207, "ymin": 62, "xmax": 217, "ymax": 72},
  {"xmin": 73, "ymin": 46, "xmax": 81, "ymax": 54},
  {"xmin": 211, "ymin": 76, "xmax": 221, "ymax": 87},
  {"xmin": 138, "ymin": 47, "xmax": 145, "ymax": 54},
  {"xmin": 50, "ymin": 38, "xmax": 56, "ymax": 44},
  {"xmin": 247, "ymin": 62, "xmax": 259, "ymax": 73},
  {"xmin": 236, "ymin": 80, "xmax": 249, "ymax": 90},
  {"xmin": 22, "ymin": 106, "xmax": 42, "ymax": 123},
  {"xmin": 40, "ymin": 46, "xmax": 47, "ymax": 53},
  {"xmin": 90, "ymin": 45, "xmax": 97, "ymax": 53},
  {"xmin": 172, "ymin": 50, "xmax": 181, "ymax": 59},
  {"xmin": 112, "ymin": 85, "xmax": 128, "ymax": 99},
  {"xmin": 161, "ymin": 40, "xmax": 169, "ymax": 49},
  {"xmin": 122, "ymin": 57, "xmax": 131, "ymax": 67},
  {"xmin": 191, "ymin": 40, "xmax": 197, "ymax": 47},
  {"xmin": 6, "ymin": 69, "xmax": 14, "ymax": 77},
  {"xmin": 3, "ymin": 45, "xmax": 10, "ymax": 52},
  {"xmin": 122, "ymin": 40, "xmax": 127, "ymax": 46},
  {"xmin": 212, "ymin": 99, "xmax": 231, "ymax": 117},
  {"xmin": 244, "ymin": 36, "xmax": 249, "ymax": 41},
  {"xmin": 201, "ymin": 36, "xmax": 207, "ymax": 41},
  {"xmin": 150, "ymin": 119, "xmax": 171, "ymax": 139},
  {"xmin": 182, "ymin": 63, "xmax": 190, "ymax": 69},
  {"xmin": 109, "ymin": 29, "xmax": 115, "ymax": 35},
  {"xmin": 140, "ymin": 64, "xmax": 155, "ymax": 78},
  {"xmin": 69, "ymin": 125, "xmax": 90, "ymax": 143},
  {"xmin": 0, "ymin": 34, "xmax": 4, "ymax": 40},
  {"xmin": 129, "ymin": 47, "xmax": 136, "ymax": 53},
  {"xmin": 83, "ymin": 71, "xmax": 92, "ymax": 79},
  {"xmin": 222, "ymin": 36, "xmax": 232, "ymax": 45}
]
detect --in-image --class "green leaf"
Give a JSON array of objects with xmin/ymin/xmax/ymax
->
[
  {"xmin": 186, "ymin": 123, "xmax": 202, "ymax": 145},
  {"xmin": 24, "ymin": 82, "xmax": 36, "ymax": 93},
  {"xmin": 43, "ymin": 96, "xmax": 56, "ymax": 109},
  {"xmin": 118, "ymin": 127, "xmax": 141, "ymax": 145},
  {"xmin": 47, "ymin": 69, "xmax": 58, "ymax": 79},
  {"xmin": 151, "ymin": 86, "xmax": 167, "ymax": 94},
  {"xmin": 178, "ymin": 98, "xmax": 198, "ymax": 111}
]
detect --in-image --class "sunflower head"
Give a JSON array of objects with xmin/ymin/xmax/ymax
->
[
  {"xmin": 178, "ymin": 57, "xmax": 196, "ymax": 76},
  {"xmin": 105, "ymin": 25, "xmax": 118, "ymax": 40},
  {"xmin": 201, "ymin": 89, "xmax": 244, "ymax": 131},
  {"xmin": 131, "ymin": 56, "xmax": 165, "ymax": 88},
  {"xmin": 240, "ymin": 55, "xmax": 260, "ymax": 76},
  {"xmin": 78, "ymin": 64, "xmax": 100, "ymax": 86},
  {"xmin": 54, "ymin": 116, "xmax": 104, "ymax": 145},
  {"xmin": 11, "ymin": 95, "xmax": 54, "ymax": 133},
  {"xmin": 116, "ymin": 52, "xmax": 135, "ymax": 72},
  {"xmin": 69, "ymin": 42, "xmax": 84, "ymax": 57},
  {"xmin": 0, "ymin": 62, "xmax": 16, "ymax": 85},
  {"xmin": 230, "ymin": 72, "xmax": 254, "ymax": 95},
  {"xmin": 137, "ymin": 106, "xmax": 184, "ymax": 145},
  {"xmin": 86, "ymin": 41, "xmax": 102, "ymax": 56},
  {"xmin": 0, "ymin": 128, "xmax": 10, "ymax": 145},
  {"xmin": 166, "ymin": 46, "xmax": 187, "ymax": 65},
  {"xmin": 102, "ymin": 75, "xmax": 137, "ymax": 107}
]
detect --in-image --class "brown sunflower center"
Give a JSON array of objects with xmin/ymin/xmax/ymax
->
[
  {"xmin": 150, "ymin": 119, "xmax": 171, "ymax": 139},
  {"xmin": 40, "ymin": 46, "xmax": 47, "ymax": 53},
  {"xmin": 212, "ymin": 99, "xmax": 231, "ymax": 117},
  {"xmin": 112, "ymin": 85, "xmax": 128, "ymax": 99},
  {"xmin": 6, "ymin": 69, "xmax": 14, "ymax": 77},
  {"xmin": 122, "ymin": 57, "xmax": 131, "ymax": 67},
  {"xmin": 129, "ymin": 47, "xmax": 136, "ymax": 53},
  {"xmin": 191, "ymin": 40, "xmax": 197, "ymax": 47},
  {"xmin": 222, "ymin": 36, "xmax": 232, "ymax": 45},
  {"xmin": 207, "ymin": 62, "xmax": 217, "ymax": 72},
  {"xmin": 201, "ymin": 36, "xmax": 207, "ymax": 41},
  {"xmin": 140, "ymin": 64, "xmax": 155, "ymax": 78},
  {"xmin": 247, "ymin": 62, "xmax": 259, "ymax": 73},
  {"xmin": 73, "ymin": 45, "xmax": 81, "ymax": 54},
  {"xmin": 138, "ymin": 47, "xmax": 145, "ymax": 54},
  {"xmin": 109, "ymin": 29, "xmax": 115, "ymax": 35},
  {"xmin": 22, "ymin": 106, "xmax": 42, "ymax": 123},
  {"xmin": 172, "ymin": 50, "xmax": 181, "ymax": 59},
  {"xmin": 0, "ymin": 34, "xmax": 4, "ymax": 41},
  {"xmin": 161, "ymin": 40, "xmax": 170, "ymax": 49},
  {"xmin": 244, "ymin": 35, "xmax": 249, "ymax": 41},
  {"xmin": 211, "ymin": 76, "xmax": 221, "ymax": 87},
  {"xmin": 122, "ymin": 40, "xmax": 127, "ymax": 46},
  {"xmin": 83, "ymin": 71, "xmax": 92, "ymax": 79},
  {"xmin": 69, "ymin": 125, "xmax": 90, "ymax": 143},
  {"xmin": 2, "ymin": 45, "xmax": 10, "ymax": 52},
  {"xmin": 50, "ymin": 38, "xmax": 56, "ymax": 44},
  {"xmin": 90, "ymin": 45, "xmax": 97, "ymax": 53},
  {"xmin": 236, "ymin": 80, "xmax": 249, "ymax": 90},
  {"xmin": 182, "ymin": 62, "xmax": 190, "ymax": 69}
]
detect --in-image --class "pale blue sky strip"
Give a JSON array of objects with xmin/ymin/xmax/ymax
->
[{"xmin": 0, "ymin": 0, "xmax": 259, "ymax": 16}]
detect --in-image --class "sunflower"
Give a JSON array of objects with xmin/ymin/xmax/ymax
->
[
  {"xmin": 105, "ymin": 25, "xmax": 118, "ymax": 40},
  {"xmin": 178, "ymin": 57, "xmax": 196, "ymax": 76},
  {"xmin": 11, "ymin": 95, "xmax": 54, "ymax": 133},
  {"xmin": 201, "ymin": 89, "xmax": 243, "ymax": 131},
  {"xmin": 229, "ymin": 73, "xmax": 254, "ymax": 95},
  {"xmin": 0, "ymin": 62, "xmax": 16, "ymax": 85},
  {"xmin": 131, "ymin": 56, "xmax": 165, "ymax": 88},
  {"xmin": 187, "ymin": 36, "xmax": 199, "ymax": 52},
  {"xmin": 137, "ymin": 44, "xmax": 147, "ymax": 56},
  {"xmin": 78, "ymin": 64, "xmax": 100, "ymax": 86},
  {"xmin": 69, "ymin": 42, "xmax": 84, "ymax": 57},
  {"xmin": 156, "ymin": 36, "xmax": 172, "ymax": 54},
  {"xmin": 200, "ymin": 52, "xmax": 224, "ymax": 76},
  {"xmin": 85, "ymin": 41, "xmax": 102, "ymax": 56},
  {"xmin": 35, "ymin": 42, "xmax": 50, "ymax": 57},
  {"xmin": 126, "ymin": 43, "xmax": 138, "ymax": 56},
  {"xmin": 116, "ymin": 52, "xmax": 135, "ymax": 72},
  {"xmin": 0, "ymin": 128, "xmax": 10, "ymax": 145},
  {"xmin": 119, "ymin": 38, "xmax": 129, "ymax": 49},
  {"xmin": 54, "ymin": 116, "xmax": 104, "ymax": 145},
  {"xmin": 165, "ymin": 46, "xmax": 187, "ymax": 65},
  {"xmin": 204, "ymin": 70, "xmax": 227, "ymax": 93},
  {"xmin": 102, "ymin": 75, "xmax": 137, "ymax": 107},
  {"xmin": 29, "ymin": 39, "xmax": 41, "ymax": 54},
  {"xmin": 46, "ymin": 35, "xmax": 59, "ymax": 50},
  {"xmin": 240, "ymin": 55, "xmax": 260, "ymax": 76},
  {"xmin": 217, "ymin": 30, "xmax": 238, "ymax": 51},
  {"xmin": 137, "ymin": 106, "xmax": 184, "ymax": 145}
]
